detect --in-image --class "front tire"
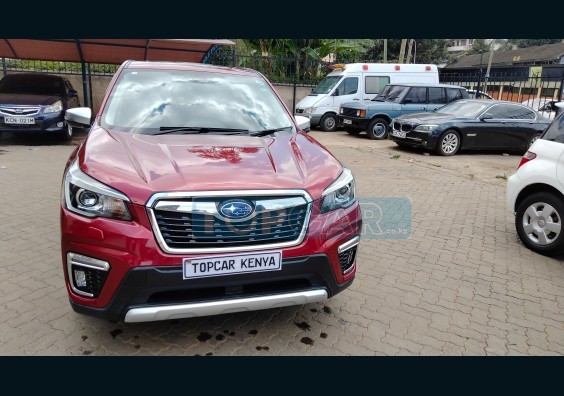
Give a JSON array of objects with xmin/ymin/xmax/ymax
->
[
  {"xmin": 60, "ymin": 124, "xmax": 73, "ymax": 141},
  {"xmin": 516, "ymin": 192, "xmax": 564, "ymax": 255},
  {"xmin": 366, "ymin": 118, "xmax": 389, "ymax": 140},
  {"xmin": 319, "ymin": 114, "xmax": 338, "ymax": 132},
  {"xmin": 435, "ymin": 130, "xmax": 460, "ymax": 156}
]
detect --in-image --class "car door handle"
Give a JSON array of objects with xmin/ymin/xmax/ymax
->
[
  {"xmin": 353, "ymin": 98, "xmax": 360, "ymax": 101},
  {"xmin": 421, "ymin": 107, "xmax": 425, "ymax": 110}
]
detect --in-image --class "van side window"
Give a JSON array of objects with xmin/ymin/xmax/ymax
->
[
  {"xmin": 428, "ymin": 87, "xmax": 446, "ymax": 104},
  {"xmin": 403, "ymin": 87, "xmax": 427, "ymax": 104},
  {"xmin": 338, "ymin": 77, "xmax": 358, "ymax": 95},
  {"xmin": 446, "ymin": 88, "xmax": 464, "ymax": 103},
  {"xmin": 365, "ymin": 76, "xmax": 390, "ymax": 94}
]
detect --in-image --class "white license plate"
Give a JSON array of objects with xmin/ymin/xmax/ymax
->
[
  {"xmin": 183, "ymin": 251, "xmax": 282, "ymax": 279},
  {"xmin": 343, "ymin": 119, "xmax": 352, "ymax": 125},
  {"xmin": 4, "ymin": 116, "xmax": 35, "ymax": 125},
  {"xmin": 394, "ymin": 131, "xmax": 406, "ymax": 138}
]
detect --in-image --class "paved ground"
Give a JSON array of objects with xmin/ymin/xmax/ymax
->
[{"xmin": 0, "ymin": 130, "xmax": 563, "ymax": 356}]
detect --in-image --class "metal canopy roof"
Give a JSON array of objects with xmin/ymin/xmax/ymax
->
[{"xmin": 0, "ymin": 39, "xmax": 235, "ymax": 64}]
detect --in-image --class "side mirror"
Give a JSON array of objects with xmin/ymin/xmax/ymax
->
[
  {"xmin": 65, "ymin": 107, "xmax": 92, "ymax": 127},
  {"xmin": 295, "ymin": 116, "xmax": 311, "ymax": 133},
  {"xmin": 480, "ymin": 113, "xmax": 493, "ymax": 120},
  {"xmin": 403, "ymin": 98, "xmax": 413, "ymax": 104},
  {"xmin": 68, "ymin": 89, "xmax": 78, "ymax": 98},
  {"xmin": 333, "ymin": 89, "xmax": 340, "ymax": 97}
]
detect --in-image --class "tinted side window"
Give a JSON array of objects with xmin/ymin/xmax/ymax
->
[
  {"xmin": 487, "ymin": 104, "xmax": 507, "ymax": 119},
  {"xmin": 338, "ymin": 77, "xmax": 358, "ymax": 95},
  {"xmin": 446, "ymin": 88, "xmax": 463, "ymax": 102},
  {"xmin": 365, "ymin": 76, "xmax": 390, "ymax": 94},
  {"xmin": 428, "ymin": 88, "xmax": 446, "ymax": 104},
  {"xmin": 505, "ymin": 104, "xmax": 536, "ymax": 119},
  {"xmin": 403, "ymin": 87, "xmax": 427, "ymax": 104},
  {"xmin": 543, "ymin": 114, "xmax": 564, "ymax": 143}
]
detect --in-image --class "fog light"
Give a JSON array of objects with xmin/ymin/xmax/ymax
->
[
  {"xmin": 337, "ymin": 236, "xmax": 360, "ymax": 275},
  {"xmin": 74, "ymin": 270, "xmax": 87, "ymax": 287},
  {"xmin": 67, "ymin": 252, "xmax": 110, "ymax": 298},
  {"xmin": 57, "ymin": 122, "xmax": 64, "ymax": 127}
]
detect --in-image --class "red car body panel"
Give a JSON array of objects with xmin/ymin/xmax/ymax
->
[{"xmin": 60, "ymin": 61, "xmax": 361, "ymax": 321}]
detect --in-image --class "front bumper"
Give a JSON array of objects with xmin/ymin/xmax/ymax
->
[
  {"xmin": 295, "ymin": 112, "xmax": 322, "ymax": 127},
  {"xmin": 0, "ymin": 112, "xmax": 66, "ymax": 133},
  {"xmin": 61, "ymin": 200, "xmax": 361, "ymax": 322},
  {"xmin": 338, "ymin": 115, "xmax": 370, "ymax": 130},
  {"xmin": 389, "ymin": 128, "xmax": 436, "ymax": 149}
]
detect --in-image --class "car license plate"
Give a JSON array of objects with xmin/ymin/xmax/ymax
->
[
  {"xmin": 183, "ymin": 251, "xmax": 282, "ymax": 279},
  {"xmin": 4, "ymin": 116, "xmax": 35, "ymax": 124},
  {"xmin": 394, "ymin": 131, "xmax": 406, "ymax": 138},
  {"xmin": 343, "ymin": 119, "xmax": 352, "ymax": 125}
]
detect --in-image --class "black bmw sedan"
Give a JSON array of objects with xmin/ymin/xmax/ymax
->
[
  {"xmin": 390, "ymin": 99, "xmax": 552, "ymax": 156},
  {"xmin": 0, "ymin": 73, "xmax": 80, "ymax": 140}
]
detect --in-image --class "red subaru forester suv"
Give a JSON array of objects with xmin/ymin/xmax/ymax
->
[{"xmin": 61, "ymin": 61, "xmax": 361, "ymax": 322}]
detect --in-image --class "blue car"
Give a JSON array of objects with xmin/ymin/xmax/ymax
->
[{"xmin": 338, "ymin": 83, "xmax": 469, "ymax": 139}]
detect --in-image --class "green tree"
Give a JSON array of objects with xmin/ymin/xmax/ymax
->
[
  {"xmin": 507, "ymin": 39, "xmax": 562, "ymax": 48},
  {"xmin": 467, "ymin": 39, "xmax": 491, "ymax": 55},
  {"xmin": 364, "ymin": 39, "xmax": 449, "ymax": 64}
]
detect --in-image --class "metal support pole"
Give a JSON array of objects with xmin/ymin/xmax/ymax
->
[
  {"xmin": 1, "ymin": 57, "xmax": 6, "ymax": 77},
  {"xmin": 292, "ymin": 40, "xmax": 298, "ymax": 114},
  {"xmin": 88, "ymin": 63, "xmax": 93, "ymax": 111},
  {"xmin": 81, "ymin": 61, "xmax": 89, "ymax": 108},
  {"xmin": 557, "ymin": 73, "xmax": 564, "ymax": 116}
]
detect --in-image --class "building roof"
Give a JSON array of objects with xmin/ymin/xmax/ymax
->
[
  {"xmin": 0, "ymin": 39, "xmax": 235, "ymax": 64},
  {"xmin": 444, "ymin": 42, "xmax": 564, "ymax": 69}
]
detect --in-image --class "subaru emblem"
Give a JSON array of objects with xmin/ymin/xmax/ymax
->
[{"xmin": 219, "ymin": 200, "xmax": 254, "ymax": 219}]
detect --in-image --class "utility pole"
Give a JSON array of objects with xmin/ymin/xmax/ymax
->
[
  {"xmin": 485, "ymin": 42, "xmax": 495, "ymax": 98},
  {"xmin": 406, "ymin": 39, "xmax": 414, "ymax": 63},
  {"xmin": 383, "ymin": 39, "xmax": 387, "ymax": 62},
  {"xmin": 399, "ymin": 39, "xmax": 407, "ymax": 63}
]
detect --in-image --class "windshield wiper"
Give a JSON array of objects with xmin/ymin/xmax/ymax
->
[
  {"xmin": 249, "ymin": 126, "xmax": 293, "ymax": 137},
  {"xmin": 154, "ymin": 127, "xmax": 249, "ymax": 135}
]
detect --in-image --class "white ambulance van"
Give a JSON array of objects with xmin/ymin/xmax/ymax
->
[{"xmin": 295, "ymin": 63, "xmax": 439, "ymax": 131}]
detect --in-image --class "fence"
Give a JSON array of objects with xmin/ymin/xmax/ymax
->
[{"xmin": 440, "ymin": 69, "xmax": 564, "ymax": 116}]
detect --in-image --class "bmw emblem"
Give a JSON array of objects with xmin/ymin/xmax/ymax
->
[{"xmin": 219, "ymin": 200, "xmax": 254, "ymax": 219}]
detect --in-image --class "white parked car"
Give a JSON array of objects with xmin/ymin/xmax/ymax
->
[
  {"xmin": 507, "ymin": 103, "xmax": 564, "ymax": 255},
  {"xmin": 521, "ymin": 98, "xmax": 559, "ymax": 119}
]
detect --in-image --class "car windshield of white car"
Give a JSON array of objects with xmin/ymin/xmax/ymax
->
[{"xmin": 100, "ymin": 69, "xmax": 295, "ymax": 135}]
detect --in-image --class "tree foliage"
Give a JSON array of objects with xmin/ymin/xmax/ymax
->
[
  {"xmin": 364, "ymin": 39, "xmax": 449, "ymax": 64},
  {"xmin": 467, "ymin": 39, "xmax": 491, "ymax": 55},
  {"xmin": 507, "ymin": 39, "xmax": 563, "ymax": 48}
]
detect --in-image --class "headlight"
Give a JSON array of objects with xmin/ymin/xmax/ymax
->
[
  {"xmin": 340, "ymin": 108, "xmax": 344, "ymax": 114},
  {"xmin": 304, "ymin": 107, "xmax": 317, "ymax": 114},
  {"xmin": 44, "ymin": 100, "xmax": 63, "ymax": 114},
  {"xmin": 321, "ymin": 168, "xmax": 356, "ymax": 213},
  {"xmin": 63, "ymin": 159, "xmax": 132, "ymax": 221},
  {"xmin": 356, "ymin": 110, "xmax": 367, "ymax": 117},
  {"xmin": 413, "ymin": 124, "xmax": 439, "ymax": 132}
]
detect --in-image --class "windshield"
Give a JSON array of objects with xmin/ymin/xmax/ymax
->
[
  {"xmin": 373, "ymin": 85, "xmax": 409, "ymax": 103},
  {"xmin": 0, "ymin": 75, "xmax": 65, "ymax": 96},
  {"xmin": 542, "ymin": 113, "xmax": 564, "ymax": 143},
  {"xmin": 311, "ymin": 75, "xmax": 342, "ymax": 94},
  {"xmin": 101, "ymin": 69, "xmax": 294, "ymax": 134},
  {"xmin": 435, "ymin": 100, "xmax": 491, "ymax": 117}
]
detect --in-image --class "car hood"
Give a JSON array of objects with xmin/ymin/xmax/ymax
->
[
  {"xmin": 78, "ymin": 127, "xmax": 344, "ymax": 205},
  {"xmin": 0, "ymin": 93, "xmax": 61, "ymax": 106},
  {"xmin": 295, "ymin": 95, "xmax": 321, "ymax": 109},
  {"xmin": 395, "ymin": 112, "xmax": 471, "ymax": 124}
]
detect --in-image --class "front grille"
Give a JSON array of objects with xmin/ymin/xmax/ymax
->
[
  {"xmin": 71, "ymin": 264, "xmax": 108, "ymax": 297},
  {"xmin": 341, "ymin": 108, "xmax": 360, "ymax": 117},
  {"xmin": 338, "ymin": 246, "xmax": 357, "ymax": 274},
  {"xmin": 393, "ymin": 122, "xmax": 413, "ymax": 132},
  {"xmin": 0, "ymin": 106, "xmax": 40, "ymax": 116},
  {"xmin": 401, "ymin": 124, "xmax": 412, "ymax": 132},
  {"xmin": 295, "ymin": 108, "xmax": 304, "ymax": 114},
  {"xmin": 150, "ymin": 194, "xmax": 311, "ymax": 251}
]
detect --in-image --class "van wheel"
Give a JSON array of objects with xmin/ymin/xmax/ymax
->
[
  {"xmin": 345, "ymin": 127, "xmax": 361, "ymax": 135},
  {"xmin": 320, "ymin": 114, "xmax": 338, "ymax": 132},
  {"xmin": 367, "ymin": 118, "xmax": 389, "ymax": 140}
]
